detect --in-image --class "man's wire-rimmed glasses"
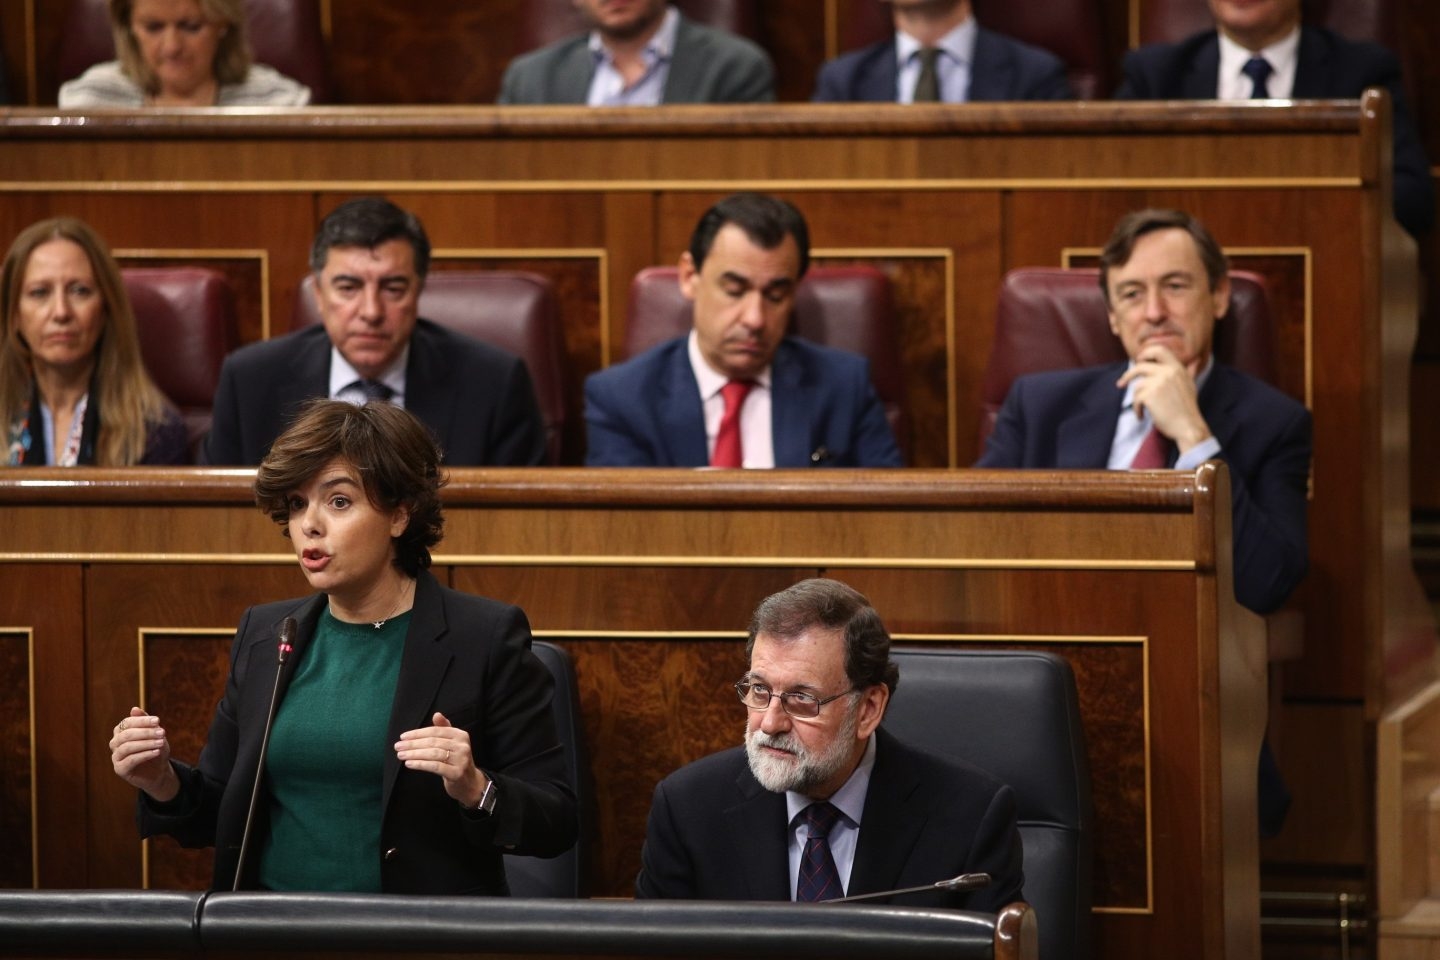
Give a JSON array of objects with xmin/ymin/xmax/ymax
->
[{"xmin": 734, "ymin": 679, "xmax": 857, "ymax": 720}]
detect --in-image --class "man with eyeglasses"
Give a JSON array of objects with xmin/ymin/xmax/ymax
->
[{"xmin": 634, "ymin": 578, "xmax": 1023, "ymax": 908}]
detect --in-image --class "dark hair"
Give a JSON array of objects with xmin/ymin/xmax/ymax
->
[
  {"xmin": 254, "ymin": 399, "xmax": 445, "ymax": 577},
  {"xmin": 1098, "ymin": 208, "xmax": 1228, "ymax": 305},
  {"xmin": 309, "ymin": 197, "xmax": 431, "ymax": 279},
  {"xmin": 746, "ymin": 578, "xmax": 899, "ymax": 695},
  {"xmin": 688, "ymin": 193, "xmax": 811, "ymax": 279}
]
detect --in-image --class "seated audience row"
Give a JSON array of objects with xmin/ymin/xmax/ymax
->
[{"xmin": 51, "ymin": 0, "xmax": 1431, "ymax": 237}]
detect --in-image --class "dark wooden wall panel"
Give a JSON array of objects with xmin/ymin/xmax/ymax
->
[{"xmin": 0, "ymin": 629, "xmax": 32, "ymax": 888}]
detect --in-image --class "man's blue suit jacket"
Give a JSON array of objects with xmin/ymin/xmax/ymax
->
[
  {"xmin": 1115, "ymin": 26, "xmax": 1433, "ymax": 237},
  {"xmin": 812, "ymin": 26, "xmax": 1073, "ymax": 102},
  {"xmin": 583, "ymin": 335, "xmax": 902, "ymax": 467},
  {"xmin": 978, "ymin": 362, "xmax": 1311, "ymax": 615}
]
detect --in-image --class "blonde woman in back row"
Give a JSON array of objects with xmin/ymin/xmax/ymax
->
[{"xmin": 59, "ymin": 0, "xmax": 310, "ymax": 108}]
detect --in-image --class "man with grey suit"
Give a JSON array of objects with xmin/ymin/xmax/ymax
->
[{"xmin": 499, "ymin": 0, "xmax": 774, "ymax": 105}]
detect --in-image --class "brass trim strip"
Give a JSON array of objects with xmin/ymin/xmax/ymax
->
[
  {"xmin": 0, "ymin": 552, "xmax": 1199, "ymax": 570},
  {"xmin": 0, "ymin": 177, "xmax": 1365, "ymax": 195}
]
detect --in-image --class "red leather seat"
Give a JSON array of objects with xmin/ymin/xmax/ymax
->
[
  {"xmin": 293, "ymin": 271, "xmax": 569, "ymax": 466},
  {"xmin": 58, "ymin": 0, "xmax": 330, "ymax": 102},
  {"xmin": 625, "ymin": 264, "xmax": 908, "ymax": 459},
  {"xmin": 1139, "ymin": 0, "xmax": 1396, "ymax": 47},
  {"xmin": 514, "ymin": 0, "xmax": 761, "ymax": 49},
  {"xmin": 125, "ymin": 267, "xmax": 240, "ymax": 462},
  {"xmin": 977, "ymin": 267, "xmax": 1276, "ymax": 456},
  {"xmin": 839, "ymin": 0, "xmax": 1110, "ymax": 99}
]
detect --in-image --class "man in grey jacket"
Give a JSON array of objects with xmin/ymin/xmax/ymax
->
[{"xmin": 499, "ymin": 0, "xmax": 774, "ymax": 105}]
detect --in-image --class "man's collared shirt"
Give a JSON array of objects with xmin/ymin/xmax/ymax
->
[
  {"xmin": 586, "ymin": 5, "xmax": 680, "ymax": 106},
  {"xmin": 1108, "ymin": 354, "xmax": 1220, "ymax": 469},
  {"xmin": 688, "ymin": 330, "xmax": 775, "ymax": 468},
  {"xmin": 329, "ymin": 343, "xmax": 409, "ymax": 408},
  {"xmin": 784, "ymin": 733, "xmax": 877, "ymax": 900},
  {"xmin": 895, "ymin": 15, "xmax": 977, "ymax": 103},
  {"xmin": 1216, "ymin": 26, "xmax": 1300, "ymax": 100}
]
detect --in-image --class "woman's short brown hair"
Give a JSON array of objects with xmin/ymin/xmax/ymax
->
[
  {"xmin": 110, "ymin": 0, "xmax": 252, "ymax": 94},
  {"xmin": 254, "ymin": 399, "xmax": 445, "ymax": 577}
]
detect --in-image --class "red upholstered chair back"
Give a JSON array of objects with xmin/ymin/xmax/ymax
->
[
  {"xmin": 125, "ymin": 267, "xmax": 240, "ymax": 461},
  {"xmin": 625, "ymin": 264, "xmax": 909, "ymax": 459},
  {"xmin": 293, "ymin": 271, "xmax": 569, "ymax": 465},
  {"xmin": 977, "ymin": 267, "xmax": 1275, "ymax": 456},
  {"xmin": 515, "ymin": 0, "xmax": 761, "ymax": 49},
  {"xmin": 1139, "ymin": 0, "xmax": 1396, "ymax": 47},
  {"xmin": 839, "ymin": 0, "xmax": 1110, "ymax": 99},
  {"xmin": 58, "ymin": 0, "xmax": 331, "ymax": 103}
]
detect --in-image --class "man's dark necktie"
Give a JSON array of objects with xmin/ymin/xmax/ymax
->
[
  {"xmin": 796, "ymin": 801, "xmax": 844, "ymax": 902},
  {"xmin": 1242, "ymin": 56, "xmax": 1273, "ymax": 99},
  {"xmin": 913, "ymin": 48, "xmax": 942, "ymax": 103},
  {"xmin": 356, "ymin": 380, "xmax": 395, "ymax": 402},
  {"xmin": 1129, "ymin": 426, "xmax": 1169, "ymax": 469}
]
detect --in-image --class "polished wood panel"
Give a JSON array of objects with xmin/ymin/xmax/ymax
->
[
  {"xmin": 0, "ymin": 466, "xmax": 1261, "ymax": 960},
  {"xmin": 0, "ymin": 629, "xmax": 32, "ymax": 888}
]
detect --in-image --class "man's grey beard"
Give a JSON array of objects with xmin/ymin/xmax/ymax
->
[{"xmin": 744, "ymin": 701, "xmax": 859, "ymax": 795}]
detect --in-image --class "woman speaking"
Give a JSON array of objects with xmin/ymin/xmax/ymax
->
[{"xmin": 108, "ymin": 399, "xmax": 576, "ymax": 892}]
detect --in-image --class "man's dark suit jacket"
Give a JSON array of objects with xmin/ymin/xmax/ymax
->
[
  {"xmin": 813, "ymin": 27, "xmax": 1073, "ymax": 102},
  {"xmin": 203, "ymin": 320, "xmax": 546, "ymax": 466},
  {"xmin": 979, "ymin": 361, "xmax": 1311, "ymax": 615},
  {"xmin": 136, "ymin": 569, "xmax": 578, "ymax": 893},
  {"xmin": 583, "ymin": 335, "xmax": 902, "ymax": 467},
  {"xmin": 634, "ymin": 726, "xmax": 1023, "ymax": 910},
  {"xmin": 1115, "ymin": 26, "xmax": 1434, "ymax": 237},
  {"xmin": 498, "ymin": 12, "xmax": 774, "ymax": 104}
]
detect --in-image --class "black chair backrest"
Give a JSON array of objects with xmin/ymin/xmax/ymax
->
[
  {"xmin": 884, "ymin": 647, "xmax": 1093, "ymax": 960},
  {"xmin": 504, "ymin": 640, "xmax": 591, "ymax": 897}
]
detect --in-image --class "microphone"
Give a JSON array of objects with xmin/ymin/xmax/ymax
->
[
  {"xmin": 821, "ymin": 872, "xmax": 992, "ymax": 904},
  {"xmin": 232, "ymin": 616, "xmax": 297, "ymax": 890}
]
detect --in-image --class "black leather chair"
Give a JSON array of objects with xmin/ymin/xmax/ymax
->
[
  {"xmin": 504, "ymin": 640, "xmax": 591, "ymax": 898},
  {"xmin": 884, "ymin": 648, "xmax": 1092, "ymax": 960},
  {"xmin": 0, "ymin": 890, "xmax": 205, "ymax": 953},
  {"xmin": 196, "ymin": 893, "xmax": 1033, "ymax": 957}
]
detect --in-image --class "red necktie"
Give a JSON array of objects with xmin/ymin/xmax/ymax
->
[
  {"xmin": 711, "ymin": 380, "xmax": 754, "ymax": 468},
  {"xmin": 1130, "ymin": 426, "xmax": 1168, "ymax": 469}
]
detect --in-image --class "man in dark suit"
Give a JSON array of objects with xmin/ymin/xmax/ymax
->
[
  {"xmin": 204, "ymin": 197, "xmax": 546, "ymax": 466},
  {"xmin": 979, "ymin": 209, "xmax": 1310, "ymax": 835},
  {"xmin": 635, "ymin": 578, "xmax": 1023, "ymax": 909},
  {"xmin": 584, "ymin": 193, "xmax": 901, "ymax": 467},
  {"xmin": 1115, "ymin": 0, "xmax": 1432, "ymax": 237},
  {"xmin": 813, "ymin": 0, "xmax": 1072, "ymax": 103},
  {"xmin": 979, "ymin": 208, "xmax": 1310, "ymax": 616},
  {"xmin": 498, "ymin": 0, "xmax": 773, "ymax": 105}
]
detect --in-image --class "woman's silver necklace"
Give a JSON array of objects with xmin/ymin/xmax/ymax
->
[{"xmin": 372, "ymin": 582, "xmax": 413, "ymax": 629}]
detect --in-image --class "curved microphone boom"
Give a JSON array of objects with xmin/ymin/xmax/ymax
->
[
  {"xmin": 821, "ymin": 872, "xmax": 992, "ymax": 904},
  {"xmin": 232, "ymin": 616, "xmax": 297, "ymax": 890}
]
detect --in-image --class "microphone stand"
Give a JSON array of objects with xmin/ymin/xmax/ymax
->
[
  {"xmin": 232, "ymin": 617, "xmax": 296, "ymax": 891},
  {"xmin": 822, "ymin": 872, "xmax": 992, "ymax": 904}
]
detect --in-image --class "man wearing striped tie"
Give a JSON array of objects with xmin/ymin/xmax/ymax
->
[{"xmin": 634, "ymin": 578, "xmax": 1023, "ymax": 909}]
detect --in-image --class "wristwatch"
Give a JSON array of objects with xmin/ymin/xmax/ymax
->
[{"xmin": 473, "ymin": 777, "xmax": 498, "ymax": 816}]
